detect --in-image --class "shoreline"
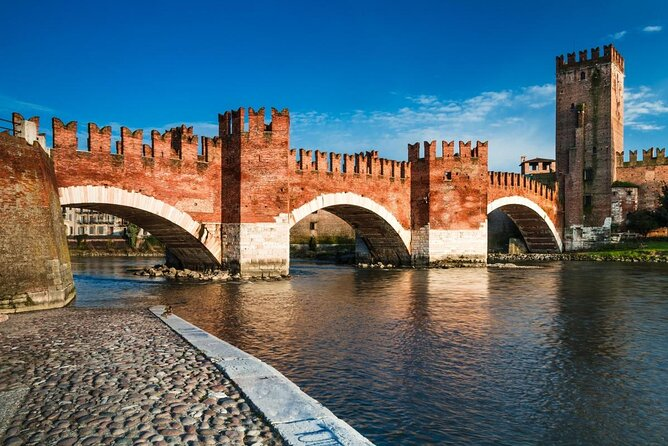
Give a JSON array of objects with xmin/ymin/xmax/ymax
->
[
  {"xmin": 488, "ymin": 252, "xmax": 668, "ymax": 263},
  {"xmin": 0, "ymin": 306, "xmax": 372, "ymax": 446}
]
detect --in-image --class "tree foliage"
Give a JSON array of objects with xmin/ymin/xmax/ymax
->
[{"xmin": 626, "ymin": 186, "xmax": 668, "ymax": 234}]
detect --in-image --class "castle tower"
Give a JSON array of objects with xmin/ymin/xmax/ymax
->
[
  {"xmin": 409, "ymin": 140, "xmax": 489, "ymax": 264},
  {"xmin": 556, "ymin": 44, "xmax": 624, "ymax": 248},
  {"xmin": 219, "ymin": 107, "xmax": 291, "ymax": 276}
]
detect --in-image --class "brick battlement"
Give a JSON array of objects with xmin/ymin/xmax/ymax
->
[
  {"xmin": 289, "ymin": 148, "xmax": 410, "ymax": 179},
  {"xmin": 556, "ymin": 44, "xmax": 624, "ymax": 73},
  {"xmin": 218, "ymin": 107, "xmax": 289, "ymax": 137},
  {"xmin": 489, "ymin": 171, "xmax": 558, "ymax": 202},
  {"xmin": 616, "ymin": 148, "xmax": 667, "ymax": 167},
  {"xmin": 52, "ymin": 117, "xmax": 214, "ymax": 163},
  {"xmin": 408, "ymin": 140, "xmax": 488, "ymax": 162}
]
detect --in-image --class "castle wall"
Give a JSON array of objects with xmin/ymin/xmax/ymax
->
[
  {"xmin": 616, "ymin": 148, "xmax": 668, "ymax": 211},
  {"xmin": 50, "ymin": 120, "xmax": 222, "ymax": 226},
  {"xmin": 611, "ymin": 186, "xmax": 638, "ymax": 225},
  {"xmin": 288, "ymin": 149, "xmax": 411, "ymax": 228},
  {"xmin": 0, "ymin": 131, "xmax": 75, "ymax": 313}
]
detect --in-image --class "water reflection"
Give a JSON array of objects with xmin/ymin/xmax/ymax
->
[{"xmin": 72, "ymin": 258, "xmax": 668, "ymax": 445}]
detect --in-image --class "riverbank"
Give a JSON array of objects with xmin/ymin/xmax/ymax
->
[
  {"xmin": 70, "ymin": 250, "xmax": 164, "ymax": 258},
  {"xmin": 490, "ymin": 244, "xmax": 668, "ymax": 263},
  {"xmin": 0, "ymin": 308, "xmax": 283, "ymax": 445}
]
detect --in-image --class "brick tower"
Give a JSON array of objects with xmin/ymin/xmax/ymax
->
[
  {"xmin": 219, "ymin": 107, "xmax": 291, "ymax": 276},
  {"xmin": 555, "ymin": 44, "xmax": 624, "ymax": 248},
  {"xmin": 409, "ymin": 140, "xmax": 489, "ymax": 264}
]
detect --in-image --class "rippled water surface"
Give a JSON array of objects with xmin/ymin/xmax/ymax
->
[{"xmin": 73, "ymin": 257, "xmax": 668, "ymax": 445}]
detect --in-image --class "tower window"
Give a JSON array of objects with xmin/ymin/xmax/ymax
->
[
  {"xmin": 309, "ymin": 222, "xmax": 316, "ymax": 230},
  {"xmin": 583, "ymin": 168, "xmax": 593, "ymax": 181},
  {"xmin": 593, "ymin": 146, "xmax": 597, "ymax": 155},
  {"xmin": 580, "ymin": 71, "xmax": 586, "ymax": 80},
  {"xmin": 584, "ymin": 195, "xmax": 592, "ymax": 207}
]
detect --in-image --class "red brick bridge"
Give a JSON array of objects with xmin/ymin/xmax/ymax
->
[{"xmin": 14, "ymin": 109, "xmax": 561, "ymax": 275}]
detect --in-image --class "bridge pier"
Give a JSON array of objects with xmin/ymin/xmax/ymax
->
[
  {"xmin": 411, "ymin": 225, "xmax": 488, "ymax": 265},
  {"xmin": 222, "ymin": 219, "xmax": 290, "ymax": 277}
]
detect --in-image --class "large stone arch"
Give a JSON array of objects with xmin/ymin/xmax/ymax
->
[
  {"xmin": 59, "ymin": 186, "xmax": 221, "ymax": 268},
  {"xmin": 487, "ymin": 196, "xmax": 563, "ymax": 252},
  {"xmin": 289, "ymin": 192, "xmax": 412, "ymax": 265}
]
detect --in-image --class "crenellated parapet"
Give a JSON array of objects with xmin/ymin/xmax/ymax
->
[
  {"xmin": 556, "ymin": 44, "xmax": 624, "ymax": 72},
  {"xmin": 488, "ymin": 171, "xmax": 558, "ymax": 202},
  {"xmin": 408, "ymin": 140, "xmax": 488, "ymax": 163},
  {"xmin": 289, "ymin": 148, "xmax": 410, "ymax": 180},
  {"xmin": 218, "ymin": 107, "xmax": 290, "ymax": 139},
  {"xmin": 51, "ymin": 117, "xmax": 216, "ymax": 163},
  {"xmin": 12, "ymin": 112, "xmax": 47, "ymax": 149},
  {"xmin": 616, "ymin": 147, "xmax": 667, "ymax": 167}
]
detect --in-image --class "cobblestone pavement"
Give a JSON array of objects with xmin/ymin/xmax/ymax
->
[{"xmin": 0, "ymin": 308, "xmax": 284, "ymax": 446}]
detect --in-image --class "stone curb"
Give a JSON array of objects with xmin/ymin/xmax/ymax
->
[{"xmin": 150, "ymin": 306, "xmax": 374, "ymax": 446}]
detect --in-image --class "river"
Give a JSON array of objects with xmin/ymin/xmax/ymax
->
[{"xmin": 72, "ymin": 257, "xmax": 668, "ymax": 445}]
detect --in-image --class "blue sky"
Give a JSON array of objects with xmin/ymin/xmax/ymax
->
[{"xmin": 1, "ymin": 0, "xmax": 667, "ymax": 171}]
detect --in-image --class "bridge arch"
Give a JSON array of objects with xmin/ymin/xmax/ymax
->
[
  {"xmin": 289, "ymin": 192, "xmax": 411, "ymax": 265},
  {"xmin": 487, "ymin": 196, "xmax": 563, "ymax": 253},
  {"xmin": 59, "ymin": 186, "xmax": 221, "ymax": 268}
]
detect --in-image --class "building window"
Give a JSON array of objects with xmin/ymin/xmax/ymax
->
[
  {"xmin": 444, "ymin": 171, "xmax": 452, "ymax": 181},
  {"xmin": 309, "ymin": 222, "xmax": 316, "ymax": 230},
  {"xmin": 583, "ymin": 168, "xmax": 593, "ymax": 181},
  {"xmin": 580, "ymin": 71, "xmax": 586, "ymax": 80},
  {"xmin": 584, "ymin": 195, "xmax": 592, "ymax": 207}
]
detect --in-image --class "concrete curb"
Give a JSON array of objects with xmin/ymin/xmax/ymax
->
[{"xmin": 150, "ymin": 306, "xmax": 374, "ymax": 446}]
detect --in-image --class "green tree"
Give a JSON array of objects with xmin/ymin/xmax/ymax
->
[
  {"xmin": 125, "ymin": 223, "xmax": 140, "ymax": 248},
  {"xmin": 626, "ymin": 186, "xmax": 668, "ymax": 234}
]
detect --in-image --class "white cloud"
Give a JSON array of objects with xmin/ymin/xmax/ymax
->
[
  {"xmin": 0, "ymin": 94, "xmax": 55, "ymax": 114},
  {"xmin": 290, "ymin": 84, "xmax": 557, "ymax": 171},
  {"xmin": 612, "ymin": 30, "xmax": 628, "ymax": 40},
  {"xmin": 643, "ymin": 25, "xmax": 662, "ymax": 32},
  {"xmin": 625, "ymin": 86, "xmax": 668, "ymax": 131}
]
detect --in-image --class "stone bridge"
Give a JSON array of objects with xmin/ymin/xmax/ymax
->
[{"xmin": 14, "ymin": 109, "xmax": 562, "ymax": 276}]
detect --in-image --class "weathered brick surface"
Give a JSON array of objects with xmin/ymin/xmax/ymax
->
[
  {"xmin": 556, "ymin": 45, "xmax": 625, "ymax": 227},
  {"xmin": 0, "ymin": 131, "xmax": 75, "ymax": 312},
  {"xmin": 616, "ymin": 148, "xmax": 668, "ymax": 210},
  {"xmin": 488, "ymin": 171, "xmax": 560, "ymax": 225},
  {"xmin": 51, "ymin": 119, "xmax": 222, "ymax": 225},
  {"xmin": 409, "ymin": 140, "xmax": 489, "ymax": 231},
  {"xmin": 288, "ymin": 149, "xmax": 411, "ymax": 228},
  {"xmin": 9, "ymin": 106, "xmax": 569, "ymax": 275}
]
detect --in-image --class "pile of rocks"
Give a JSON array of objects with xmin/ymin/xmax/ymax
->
[
  {"xmin": 357, "ymin": 262, "xmax": 395, "ymax": 269},
  {"xmin": 134, "ymin": 265, "xmax": 235, "ymax": 281}
]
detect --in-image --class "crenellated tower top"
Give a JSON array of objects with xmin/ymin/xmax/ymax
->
[
  {"xmin": 556, "ymin": 44, "xmax": 624, "ymax": 73},
  {"xmin": 218, "ymin": 107, "xmax": 289, "ymax": 138}
]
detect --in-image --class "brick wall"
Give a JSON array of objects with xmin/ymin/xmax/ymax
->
[
  {"xmin": 0, "ymin": 132, "xmax": 75, "ymax": 312},
  {"xmin": 50, "ymin": 118, "xmax": 222, "ymax": 224},
  {"xmin": 616, "ymin": 148, "xmax": 668, "ymax": 210}
]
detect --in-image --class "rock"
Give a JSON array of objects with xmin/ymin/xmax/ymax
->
[{"xmin": 0, "ymin": 313, "xmax": 8, "ymax": 323}]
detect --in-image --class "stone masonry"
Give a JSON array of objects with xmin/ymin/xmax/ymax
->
[{"xmin": 0, "ymin": 129, "xmax": 75, "ymax": 313}]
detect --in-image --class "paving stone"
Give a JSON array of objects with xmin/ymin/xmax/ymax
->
[{"xmin": 0, "ymin": 308, "xmax": 284, "ymax": 446}]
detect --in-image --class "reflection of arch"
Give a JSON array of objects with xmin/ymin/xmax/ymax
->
[
  {"xmin": 487, "ymin": 196, "xmax": 562, "ymax": 252},
  {"xmin": 59, "ymin": 186, "xmax": 221, "ymax": 268},
  {"xmin": 289, "ymin": 192, "xmax": 411, "ymax": 265}
]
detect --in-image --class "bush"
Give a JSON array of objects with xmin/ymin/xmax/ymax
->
[{"xmin": 627, "ymin": 210, "xmax": 663, "ymax": 235}]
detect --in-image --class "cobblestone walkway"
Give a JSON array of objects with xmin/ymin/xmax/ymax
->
[{"xmin": 0, "ymin": 308, "xmax": 284, "ymax": 446}]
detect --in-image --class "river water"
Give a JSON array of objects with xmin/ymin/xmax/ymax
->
[{"xmin": 72, "ymin": 257, "xmax": 668, "ymax": 445}]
